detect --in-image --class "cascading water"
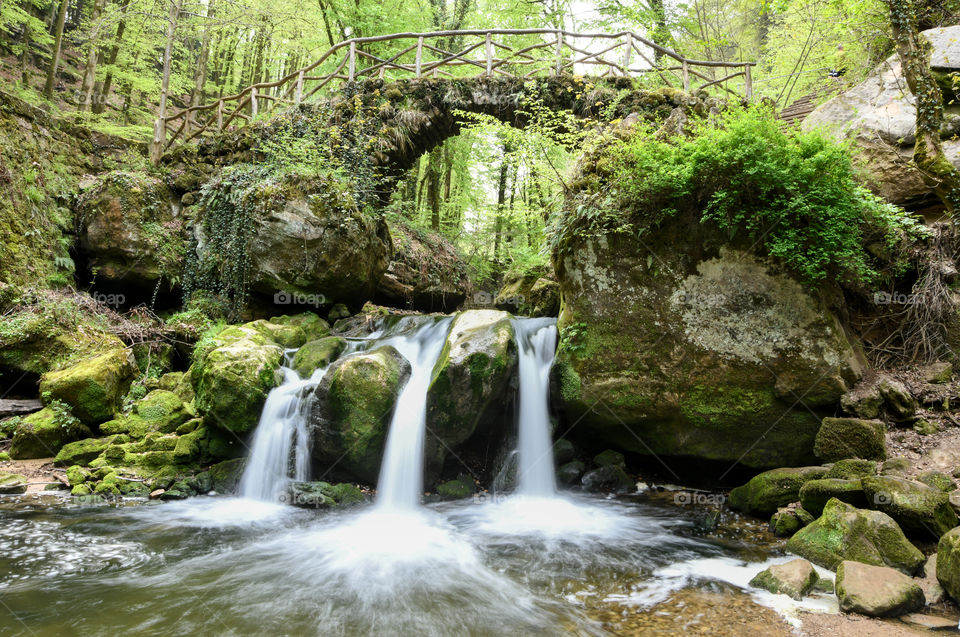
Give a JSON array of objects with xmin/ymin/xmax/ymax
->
[
  {"xmin": 512, "ymin": 318, "xmax": 559, "ymax": 498},
  {"xmin": 237, "ymin": 351, "xmax": 327, "ymax": 501},
  {"xmin": 374, "ymin": 317, "xmax": 454, "ymax": 510}
]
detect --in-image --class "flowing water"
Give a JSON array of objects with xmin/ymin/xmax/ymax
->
[{"xmin": 0, "ymin": 315, "xmax": 838, "ymax": 635}]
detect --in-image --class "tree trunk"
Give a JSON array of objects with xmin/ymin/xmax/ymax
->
[
  {"xmin": 92, "ymin": 0, "xmax": 130, "ymax": 114},
  {"xmin": 190, "ymin": 1, "xmax": 216, "ymax": 108},
  {"xmin": 886, "ymin": 0, "xmax": 960, "ymax": 211},
  {"xmin": 150, "ymin": 0, "xmax": 182, "ymax": 164},
  {"xmin": 426, "ymin": 146, "xmax": 442, "ymax": 231},
  {"xmin": 493, "ymin": 150, "xmax": 509, "ymax": 262},
  {"xmin": 44, "ymin": 0, "xmax": 70, "ymax": 98},
  {"xmin": 78, "ymin": 0, "xmax": 107, "ymax": 112},
  {"xmin": 20, "ymin": 22, "xmax": 31, "ymax": 86}
]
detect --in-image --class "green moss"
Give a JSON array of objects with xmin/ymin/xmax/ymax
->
[
  {"xmin": 10, "ymin": 405, "xmax": 92, "ymax": 459},
  {"xmin": 291, "ymin": 337, "xmax": 346, "ymax": 377},
  {"xmin": 39, "ymin": 349, "xmax": 138, "ymax": 425}
]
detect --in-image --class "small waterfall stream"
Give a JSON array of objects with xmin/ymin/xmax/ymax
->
[
  {"xmin": 512, "ymin": 318, "xmax": 559, "ymax": 498},
  {"xmin": 237, "ymin": 352, "xmax": 327, "ymax": 501}
]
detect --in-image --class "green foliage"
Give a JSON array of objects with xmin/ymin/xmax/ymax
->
[{"xmin": 554, "ymin": 106, "xmax": 927, "ymax": 287}]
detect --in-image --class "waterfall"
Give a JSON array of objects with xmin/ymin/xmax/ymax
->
[
  {"xmin": 512, "ymin": 318, "xmax": 558, "ymax": 498},
  {"xmin": 238, "ymin": 353, "xmax": 327, "ymax": 501},
  {"xmin": 374, "ymin": 317, "xmax": 453, "ymax": 511}
]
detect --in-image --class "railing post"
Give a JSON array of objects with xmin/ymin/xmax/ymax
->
[
  {"xmin": 682, "ymin": 60, "xmax": 690, "ymax": 92},
  {"xmin": 348, "ymin": 41, "xmax": 356, "ymax": 82},
  {"xmin": 216, "ymin": 100, "xmax": 223, "ymax": 130},
  {"xmin": 485, "ymin": 33, "xmax": 493, "ymax": 76},
  {"xmin": 621, "ymin": 35, "xmax": 631, "ymax": 76},
  {"xmin": 295, "ymin": 70, "xmax": 304, "ymax": 104},
  {"xmin": 744, "ymin": 64, "xmax": 753, "ymax": 100},
  {"xmin": 415, "ymin": 36, "xmax": 423, "ymax": 78},
  {"xmin": 250, "ymin": 87, "xmax": 258, "ymax": 116},
  {"xmin": 555, "ymin": 31, "xmax": 563, "ymax": 76}
]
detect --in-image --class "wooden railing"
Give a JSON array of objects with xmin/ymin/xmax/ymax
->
[{"xmin": 153, "ymin": 29, "xmax": 756, "ymax": 158}]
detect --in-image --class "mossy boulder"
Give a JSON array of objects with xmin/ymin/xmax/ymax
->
[
  {"xmin": 208, "ymin": 458, "xmax": 246, "ymax": 493},
  {"xmin": 553, "ymin": 228, "xmax": 863, "ymax": 469},
  {"xmin": 937, "ymin": 527, "xmax": 960, "ymax": 602},
  {"xmin": 861, "ymin": 476, "xmax": 958, "ymax": 539},
  {"xmin": 557, "ymin": 460, "xmax": 585, "ymax": 485},
  {"xmin": 246, "ymin": 319, "xmax": 307, "ymax": 349},
  {"xmin": 10, "ymin": 406, "xmax": 92, "ymax": 459},
  {"xmin": 749, "ymin": 559, "xmax": 819, "ymax": 600},
  {"xmin": 291, "ymin": 337, "xmax": 346, "ymax": 377},
  {"xmin": 785, "ymin": 498, "xmax": 924, "ymax": 574},
  {"xmin": 310, "ymin": 346, "xmax": 411, "ymax": 483},
  {"xmin": 272, "ymin": 313, "xmax": 330, "ymax": 342},
  {"xmin": 0, "ymin": 472, "xmax": 28, "ymax": 494},
  {"xmin": 135, "ymin": 390, "xmax": 193, "ymax": 433},
  {"xmin": 770, "ymin": 506, "xmax": 815, "ymax": 537},
  {"xmin": 918, "ymin": 471, "xmax": 956, "ymax": 493},
  {"xmin": 54, "ymin": 436, "xmax": 114, "ymax": 466},
  {"xmin": 495, "ymin": 273, "xmax": 560, "ymax": 317},
  {"xmin": 836, "ymin": 561, "xmax": 925, "ymax": 617},
  {"xmin": 825, "ymin": 459, "xmax": 877, "ymax": 480},
  {"xmin": 381, "ymin": 219, "xmax": 470, "ymax": 312},
  {"xmin": 425, "ymin": 311, "xmax": 517, "ymax": 481},
  {"xmin": 435, "ymin": 474, "xmax": 477, "ymax": 500},
  {"xmin": 75, "ymin": 171, "xmax": 184, "ymax": 289},
  {"xmin": 799, "ymin": 479, "xmax": 869, "ymax": 516},
  {"xmin": 814, "ymin": 418, "xmax": 886, "ymax": 462},
  {"xmin": 284, "ymin": 481, "xmax": 366, "ymax": 508},
  {"xmin": 190, "ymin": 324, "xmax": 284, "ymax": 433},
  {"xmin": 581, "ymin": 465, "xmax": 633, "ymax": 493},
  {"xmin": 728, "ymin": 466, "xmax": 829, "ymax": 517},
  {"xmin": 38, "ymin": 348, "xmax": 138, "ymax": 425}
]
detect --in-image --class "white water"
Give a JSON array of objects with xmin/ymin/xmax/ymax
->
[
  {"xmin": 374, "ymin": 318, "xmax": 454, "ymax": 511},
  {"xmin": 513, "ymin": 318, "xmax": 558, "ymax": 498},
  {"xmin": 237, "ymin": 353, "xmax": 328, "ymax": 501}
]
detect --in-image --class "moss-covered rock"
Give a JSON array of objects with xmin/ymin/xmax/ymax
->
[
  {"xmin": 881, "ymin": 458, "xmax": 913, "ymax": 476},
  {"xmin": 785, "ymin": 498, "xmax": 924, "ymax": 574},
  {"xmin": 937, "ymin": 527, "xmax": 960, "ymax": 602},
  {"xmin": 0, "ymin": 472, "xmax": 28, "ymax": 494},
  {"xmin": 495, "ymin": 272, "xmax": 560, "ymax": 317},
  {"xmin": 190, "ymin": 324, "xmax": 284, "ymax": 433},
  {"xmin": 435, "ymin": 474, "xmax": 476, "ymax": 500},
  {"xmin": 10, "ymin": 406, "xmax": 92, "ymax": 459},
  {"xmin": 799, "ymin": 479, "xmax": 868, "ymax": 516},
  {"xmin": 552, "ymin": 229, "xmax": 863, "ymax": 469},
  {"xmin": 272, "ymin": 312, "xmax": 330, "ymax": 342},
  {"xmin": 135, "ymin": 390, "xmax": 192, "ymax": 434},
  {"xmin": 310, "ymin": 346, "xmax": 410, "ymax": 483},
  {"xmin": 380, "ymin": 219, "xmax": 470, "ymax": 313},
  {"xmin": 825, "ymin": 459, "xmax": 877, "ymax": 480},
  {"xmin": 728, "ymin": 466, "xmax": 829, "ymax": 517},
  {"xmin": 581, "ymin": 464, "xmax": 633, "ymax": 493},
  {"xmin": 38, "ymin": 349, "xmax": 138, "ymax": 425},
  {"xmin": 246, "ymin": 319, "xmax": 307, "ymax": 348},
  {"xmin": 836, "ymin": 561, "xmax": 924, "ymax": 617},
  {"xmin": 770, "ymin": 506, "xmax": 815, "ymax": 537},
  {"xmin": 861, "ymin": 476, "xmax": 958, "ymax": 539},
  {"xmin": 814, "ymin": 418, "xmax": 886, "ymax": 462},
  {"xmin": 425, "ymin": 311, "xmax": 516, "ymax": 481},
  {"xmin": 749, "ymin": 559, "xmax": 819, "ymax": 600},
  {"xmin": 75, "ymin": 171, "xmax": 184, "ymax": 290},
  {"xmin": 918, "ymin": 471, "xmax": 956, "ymax": 493},
  {"xmin": 54, "ymin": 436, "xmax": 114, "ymax": 466},
  {"xmin": 291, "ymin": 337, "xmax": 346, "ymax": 377},
  {"xmin": 557, "ymin": 460, "xmax": 585, "ymax": 485},
  {"xmin": 208, "ymin": 458, "xmax": 246, "ymax": 493},
  {"xmin": 284, "ymin": 480, "xmax": 366, "ymax": 508}
]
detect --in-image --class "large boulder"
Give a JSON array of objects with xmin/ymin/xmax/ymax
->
[
  {"xmin": 553, "ymin": 227, "xmax": 864, "ymax": 469},
  {"xmin": 803, "ymin": 25, "xmax": 960, "ymax": 207},
  {"xmin": 291, "ymin": 337, "xmax": 346, "ymax": 378},
  {"xmin": 799, "ymin": 478, "xmax": 868, "ymax": 516},
  {"xmin": 37, "ymin": 348, "xmax": 138, "ymax": 426},
  {"xmin": 836, "ymin": 561, "xmax": 925, "ymax": 617},
  {"xmin": 75, "ymin": 171, "xmax": 184, "ymax": 289},
  {"xmin": 814, "ymin": 418, "xmax": 886, "ymax": 462},
  {"xmin": 378, "ymin": 220, "xmax": 470, "ymax": 312},
  {"xmin": 10, "ymin": 406, "xmax": 93, "ymax": 459},
  {"xmin": 728, "ymin": 466, "xmax": 829, "ymax": 517},
  {"xmin": 190, "ymin": 324, "xmax": 284, "ymax": 433},
  {"xmin": 861, "ymin": 476, "xmax": 958, "ymax": 539},
  {"xmin": 309, "ymin": 346, "xmax": 411, "ymax": 483},
  {"xmin": 937, "ymin": 527, "xmax": 960, "ymax": 602},
  {"xmin": 785, "ymin": 498, "xmax": 924, "ymax": 574},
  {"xmin": 424, "ymin": 310, "xmax": 518, "ymax": 480},
  {"xmin": 196, "ymin": 173, "xmax": 391, "ymax": 309},
  {"xmin": 494, "ymin": 272, "xmax": 560, "ymax": 317}
]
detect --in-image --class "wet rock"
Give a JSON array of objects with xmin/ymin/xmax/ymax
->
[
  {"xmin": 245, "ymin": 319, "xmax": 308, "ymax": 349},
  {"xmin": 38, "ymin": 349, "xmax": 138, "ymax": 426},
  {"xmin": 10, "ymin": 406, "xmax": 92, "ymax": 459},
  {"xmin": 291, "ymin": 337, "xmax": 346, "ymax": 377},
  {"xmin": 770, "ymin": 505, "xmax": 815, "ymax": 537},
  {"xmin": 495, "ymin": 273, "xmax": 560, "ymax": 317},
  {"xmin": 425, "ymin": 311, "xmax": 518, "ymax": 480},
  {"xmin": 581, "ymin": 465, "xmax": 633, "ymax": 493},
  {"xmin": 557, "ymin": 460, "xmax": 585, "ymax": 486},
  {"xmin": 310, "ymin": 346, "xmax": 411, "ymax": 483},
  {"xmin": 327, "ymin": 304, "xmax": 351, "ymax": 322},
  {"xmin": 836, "ymin": 560, "xmax": 924, "ymax": 617},
  {"xmin": 814, "ymin": 417, "xmax": 886, "ymax": 462},
  {"xmin": 435, "ymin": 474, "xmax": 476, "ymax": 500},
  {"xmin": 728, "ymin": 466, "xmax": 829, "ymax": 517},
  {"xmin": 593, "ymin": 449, "xmax": 625, "ymax": 467},
  {"xmin": 785, "ymin": 498, "xmax": 924, "ymax": 574},
  {"xmin": 0, "ymin": 472, "xmax": 28, "ymax": 494},
  {"xmin": 553, "ymin": 438, "xmax": 576, "ymax": 464},
  {"xmin": 799, "ymin": 479, "xmax": 868, "ymax": 516},
  {"xmin": 271, "ymin": 312, "xmax": 330, "ymax": 342},
  {"xmin": 861, "ymin": 476, "xmax": 958, "ymax": 539},
  {"xmin": 749, "ymin": 558, "xmax": 819, "ymax": 600},
  {"xmin": 285, "ymin": 481, "xmax": 365, "ymax": 508},
  {"xmin": 207, "ymin": 458, "xmax": 246, "ymax": 494}
]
